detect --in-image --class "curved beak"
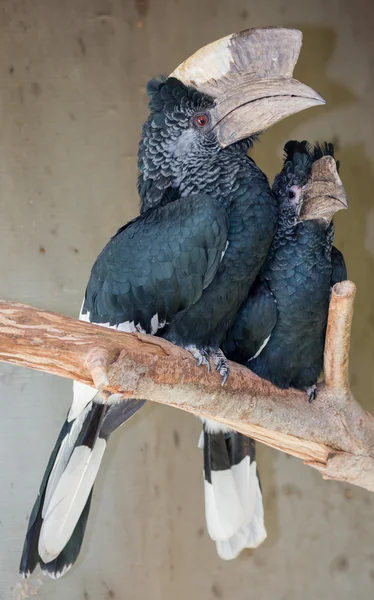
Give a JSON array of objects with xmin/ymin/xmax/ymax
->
[
  {"xmin": 213, "ymin": 78, "xmax": 325, "ymax": 147},
  {"xmin": 170, "ymin": 27, "xmax": 325, "ymax": 147},
  {"xmin": 299, "ymin": 155, "xmax": 348, "ymax": 222}
]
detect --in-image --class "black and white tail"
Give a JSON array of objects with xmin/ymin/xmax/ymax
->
[
  {"xmin": 20, "ymin": 385, "xmax": 144, "ymax": 579},
  {"xmin": 200, "ymin": 422, "xmax": 266, "ymax": 560}
]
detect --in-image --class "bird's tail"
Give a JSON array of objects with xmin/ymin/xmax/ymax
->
[
  {"xmin": 199, "ymin": 426, "xmax": 267, "ymax": 560},
  {"xmin": 20, "ymin": 396, "xmax": 145, "ymax": 579}
]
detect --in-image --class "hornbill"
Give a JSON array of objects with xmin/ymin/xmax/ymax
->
[
  {"xmin": 19, "ymin": 29, "xmax": 324, "ymax": 578},
  {"xmin": 205, "ymin": 141, "xmax": 347, "ymax": 561}
]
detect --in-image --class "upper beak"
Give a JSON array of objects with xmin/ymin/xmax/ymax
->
[
  {"xmin": 299, "ymin": 155, "xmax": 348, "ymax": 222},
  {"xmin": 170, "ymin": 27, "xmax": 325, "ymax": 147},
  {"xmin": 213, "ymin": 78, "xmax": 325, "ymax": 147}
]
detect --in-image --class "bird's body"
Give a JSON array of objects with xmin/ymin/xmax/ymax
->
[
  {"xmin": 246, "ymin": 218, "xmax": 337, "ymax": 390},
  {"xmin": 225, "ymin": 141, "xmax": 347, "ymax": 395},
  {"xmin": 20, "ymin": 74, "xmax": 278, "ymax": 581},
  {"xmin": 161, "ymin": 150, "xmax": 277, "ymax": 351},
  {"xmin": 19, "ymin": 29, "xmax": 325, "ymax": 579},
  {"xmin": 210, "ymin": 141, "xmax": 348, "ymax": 562},
  {"xmin": 88, "ymin": 140, "xmax": 277, "ymax": 353}
]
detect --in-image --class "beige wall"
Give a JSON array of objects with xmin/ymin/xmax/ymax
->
[{"xmin": 1, "ymin": 1, "xmax": 374, "ymax": 599}]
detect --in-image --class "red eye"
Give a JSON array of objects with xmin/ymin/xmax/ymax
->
[{"xmin": 194, "ymin": 114, "xmax": 209, "ymax": 128}]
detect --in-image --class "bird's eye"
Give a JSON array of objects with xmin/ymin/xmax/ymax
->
[
  {"xmin": 287, "ymin": 185, "xmax": 300, "ymax": 205},
  {"xmin": 193, "ymin": 113, "xmax": 209, "ymax": 129}
]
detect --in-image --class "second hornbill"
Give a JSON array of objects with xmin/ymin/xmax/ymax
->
[
  {"xmin": 207, "ymin": 141, "xmax": 347, "ymax": 561},
  {"xmin": 19, "ymin": 29, "xmax": 324, "ymax": 578}
]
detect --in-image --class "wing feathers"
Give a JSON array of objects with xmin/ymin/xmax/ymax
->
[{"xmin": 84, "ymin": 195, "xmax": 229, "ymax": 329}]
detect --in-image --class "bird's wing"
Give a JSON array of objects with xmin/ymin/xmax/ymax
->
[
  {"xmin": 223, "ymin": 280, "xmax": 278, "ymax": 363},
  {"xmin": 66, "ymin": 191, "xmax": 228, "ymax": 449},
  {"xmin": 82, "ymin": 194, "xmax": 229, "ymax": 332},
  {"xmin": 331, "ymin": 246, "xmax": 347, "ymax": 288}
]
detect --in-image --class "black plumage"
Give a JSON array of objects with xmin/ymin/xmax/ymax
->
[
  {"xmin": 211, "ymin": 140, "xmax": 348, "ymax": 560},
  {"xmin": 224, "ymin": 140, "xmax": 348, "ymax": 395},
  {"xmin": 331, "ymin": 246, "xmax": 347, "ymax": 288},
  {"xmin": 86, "ymin": 78, "xmax": 278, "ymax": 355},
  {"xmin": 21, "ymin": 399, "xmax": 145, "ymax": 579},
  {"xmin": 20, "ymin": 76, "xmax": 278, "ymax": 579},
  {"xmin": 85, "ymin": 194, "xmax": 230, "ymax": 329},
  {"xmin": 19, "ymin": 27, "xmax": 326, "ymax": 577},
  {"xmin": 203, "ymin": 431, "xmax": 256, "ymax": 484}
]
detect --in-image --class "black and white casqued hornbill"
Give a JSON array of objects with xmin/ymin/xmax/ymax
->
[
  {"xmin": 19, "ymin": 29, "xmax": 324, "ymax": 578},
  {"xmin": 207, "ymin": 141, "xmax": 347, "ymax": 560}
]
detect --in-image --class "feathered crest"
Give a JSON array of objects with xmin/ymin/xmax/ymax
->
[
  {"xmin": 283, "ymin": 140, "xmax": 313, "ymax": 163},
  {"xmin": 283, "ymin": 140, "xmax": 340, "ymax": 172}
]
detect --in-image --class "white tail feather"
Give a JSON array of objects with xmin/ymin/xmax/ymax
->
[
  {"xmin": 215, "ymin": 477, "xmax": 267, "ymax": 560},
  {"xmin": 43, "ymin": 404, "xmax": 93, "ymax": 516},
  {"xmin": 204, "ymin": 456, "xmax": 267, "ymax": 558},
  {"xmin": 204, "ymin": 470, "xmax": 245, "ymax": 541},
  {"xmin": 38, "ymin": 439, "xmax": 106, "ymax": 563},
  {"xmin": 231, "ymin": 458, "xmax": 257, "ymax": 524},
  {"xmin": 69, "ymin": 382, "xmax": 97, "ymax": 422}
]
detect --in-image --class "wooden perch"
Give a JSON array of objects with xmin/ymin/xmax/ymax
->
[{"xmin": 0, "ymin": 281, "xmax": 374, "ymax": 492}]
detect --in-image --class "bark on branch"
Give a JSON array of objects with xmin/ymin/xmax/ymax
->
[{"xmin": 0, "ymin": 281, "xmax": 374, "ymax": 492}]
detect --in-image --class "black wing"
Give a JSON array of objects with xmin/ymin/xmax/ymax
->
[
  {"xmin": 83, "ymin": 194, "xmax": 229, "ymax": 332},
  {"xmin": 331, "ymin": 246, "xmax": 347, "ymax": 288},
  {"xmin": 222, "ymin": 280, "xmax": 278, "ymax": 363}
]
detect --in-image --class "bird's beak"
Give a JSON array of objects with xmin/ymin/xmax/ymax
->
[
  {"xmin": 298, "ymin": 155, "xmax": 348, "ymax": 222},
  {"xmin": 170, "ymin": 27, "xmax": 325, "ymax": 147}
]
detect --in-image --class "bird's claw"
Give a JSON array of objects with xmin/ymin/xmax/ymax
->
[
  {"xmin": 212, "ymin": 350, "xmax": 230, "ymax": 386},
  {"xmin": 306, "ymin": 384, "xmax": 317, "ymax": 403},
  {"xmin": 220, "ymin": 369, "xmax": 229, "ymax": 386},
  {"xmin": 186, "ymin": 346, "xmax": 229, "ymax": 382},
  {"xmin": 188, "ymin": 347, "xmax": 211, "ymax": 372},
  {"xmin": 197, "ymin": 352, "xmax": 211, "ymax": 372}
]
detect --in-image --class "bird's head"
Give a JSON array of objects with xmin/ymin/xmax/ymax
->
[
  {"xmin": 138, "ymin": 28, "xmax": 325, "ymax": 210},
  {"xmin": 273, "ymin": 140, "xmax": 348, "ymax": 225}
]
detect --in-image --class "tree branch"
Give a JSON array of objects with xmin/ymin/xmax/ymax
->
[{"xmin": 1, "ymin": 281, "xmax": 374, "ymax": 492}]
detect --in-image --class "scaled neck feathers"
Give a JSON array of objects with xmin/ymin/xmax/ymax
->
[{"xmin": 137, "ymin": 76, "xmax": 258, "ymax": 213}]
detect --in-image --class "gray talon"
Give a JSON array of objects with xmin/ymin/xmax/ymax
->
[
  {"xmin": 187, "ymin": 346, "xmax": 227, "ymax": 379},
  {"xmin": 188, "ymin": 347, "xmax": 211, "ymax": 372},
  {"xmin": 212, "ymin": 349, "xmax": 230, "ymax": 385},
  {"xmin": 306, "ymin": 384, "xmax": 317, "ymax": 403},
  {"xmin": 221, "ymin": 369, "xmax": 229, "ymax": 386}
]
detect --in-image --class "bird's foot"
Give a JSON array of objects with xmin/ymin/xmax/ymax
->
[
  {"xmin": 305, "ymin": 384, "xmax": 317, "ymax": 403},
  {"xmin": 212, "ymin": 349, "xmax": 230, "ymax": 386},
  {"xmin": 187, "ymin": 346, "xmax": 211, "ymax": 372},
  {"xmin": 185, "ymin": 346, "xmax": 229, "ymax": 384}
]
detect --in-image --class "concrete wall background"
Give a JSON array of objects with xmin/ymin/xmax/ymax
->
[{"xmin": 0, "ymin": 1, "xmax": 374, "ymax": 598}]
